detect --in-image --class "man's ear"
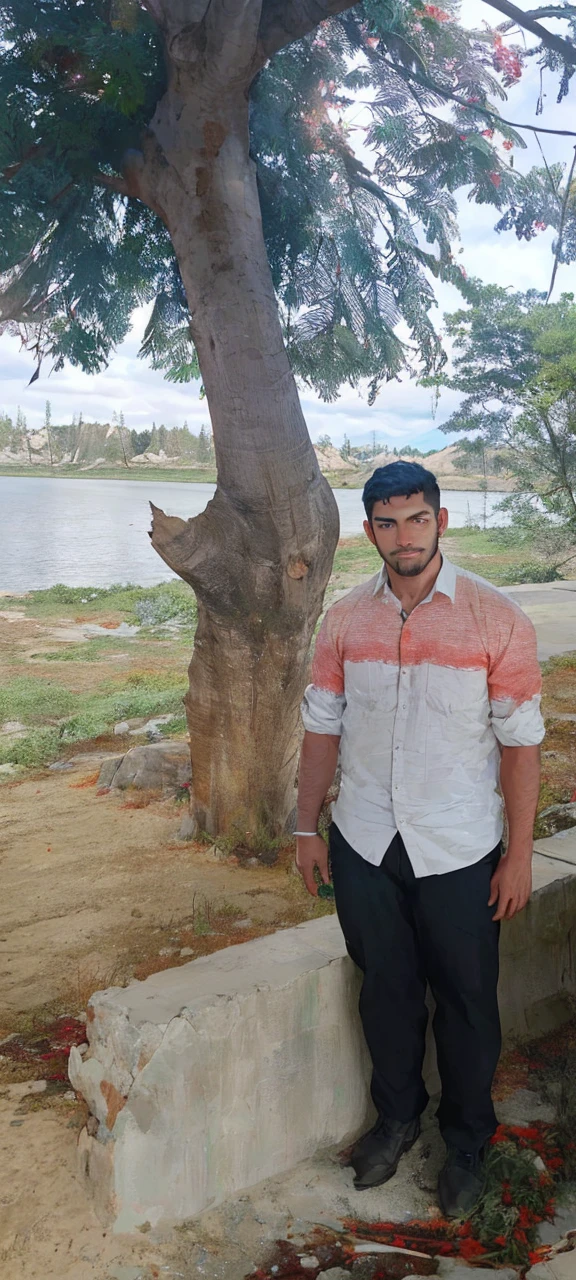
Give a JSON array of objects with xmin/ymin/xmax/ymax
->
[
  {"xmin": 363, "ymin": 518, "xmax": 376, "ymax": 546},
  {"xmin": 437, "ymin": 507, "xmax": 449, "ymax": 537}
]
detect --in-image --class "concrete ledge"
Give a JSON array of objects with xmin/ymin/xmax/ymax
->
[{"xmin": 71, "ymin": 853, "xmax": 576, "ymax": 1232}]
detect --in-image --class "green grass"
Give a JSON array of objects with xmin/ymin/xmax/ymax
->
[
  {"xmin": 0, "ymin": 464, "xmax": 217, "ymax": 483},
  {"xmin": 541, "ymin": 651, "xmax": 576, "ymax": 676},
  {"xmin": 4, "ymin": 580, "xmax": 197, "ymax": 627},
  {"xmin": 0, "ymin": 670, "xmax": 187, "ymax": 768},
  {"xmin": 37, "ymin": 638, "xmax": 135, "ymax": 662}
]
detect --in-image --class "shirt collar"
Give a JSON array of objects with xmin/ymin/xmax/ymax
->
[{"xmin": 373, "ymin": 554, "xmax": 456, "ymax": 605}]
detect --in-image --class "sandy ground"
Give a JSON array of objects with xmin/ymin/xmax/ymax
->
[
  {"xmin": 0, "ymin": 763, "xmax": 308, "ymax": 1022},
  {"xmin": 0, "ymin": 1087, "xmax": 174, "ymax": 1280}
]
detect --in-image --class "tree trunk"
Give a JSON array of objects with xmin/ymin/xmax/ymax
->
[{"xmin": 138, "ymin": 13, "xmax": 339, "ymax": 842}]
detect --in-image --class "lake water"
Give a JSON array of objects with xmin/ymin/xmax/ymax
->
[{"xmin": 0, "ymin": 476, "xmax": 510, "ymax": 592}]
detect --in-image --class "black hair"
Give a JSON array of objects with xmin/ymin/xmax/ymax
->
[{"xmin": 362, "ymin": 460, "xmax": 440, "ymax": 522}]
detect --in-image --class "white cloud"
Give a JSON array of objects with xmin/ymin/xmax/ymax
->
[{"xmin": 1, "ymin": 0, "xmax": 575, "ymax": 445}]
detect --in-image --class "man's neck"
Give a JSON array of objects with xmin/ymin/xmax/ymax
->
[{"xmin": 386, "ymin": 549, "xmax": 443, "ymax": 616}]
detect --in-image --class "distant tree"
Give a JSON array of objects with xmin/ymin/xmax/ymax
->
[
  {"xmin": 116, "ymin": 409, "xmax": 130, "ymax": 466},
  {"xmin": 434, "ymin": 284, "xmax": 576, "ymax": 543},
  {"xmin": 316, "ymin": 434, "xmax": 333, "ymax": 451},
  {"xmin": 130, "ymin": 428, "xmax": 152, "ymax": 455},
  {"xmin": 197, "ymin": 424, "xmax": 213, "ymax": 465},
  {"xmin": 340, "ymin": 434, "xmax": 351, "ymax": 460},
  {"xmin": 149, "ymin": 424, "xmax": 159, "ymax": 452},
  {"xmin": 157, "ymin": 424, "xmax": 168, "ymax": 452},
  {"xmin": 0, "ymin": 411, "xmax": 12, "ymax": 450},
  {"xmin": 44, "ymin": 400, "xmax": 54, "ymax": 467}
]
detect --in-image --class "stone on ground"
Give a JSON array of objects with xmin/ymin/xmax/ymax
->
[{"xmin": 96, "ymin": 741, "xmax": 191, "ymax": 793}]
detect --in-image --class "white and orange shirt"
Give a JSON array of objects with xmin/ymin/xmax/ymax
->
[{"xmin": 301, "ymin": 556, "xmax": 544, "ymax": 876}]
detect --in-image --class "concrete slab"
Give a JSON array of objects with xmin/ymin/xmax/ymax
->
[
  {"xmin": 535, "ymin": 829, "xmax": 576, "ymax": 868},
  {"xmin": 71, "ymin": 855, "xmax": 576, "ymax": 1232},
  {"xmin": 496, "ymin": 581, "xmax": 576, "ymax": 660}
]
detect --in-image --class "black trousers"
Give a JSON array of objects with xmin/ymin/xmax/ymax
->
[{"xmin": 329, "ymin": 823, "xmax": 502, "ymax": 1153}]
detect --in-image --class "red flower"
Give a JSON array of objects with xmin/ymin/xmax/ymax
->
[
  {"xmin": 518, "ymin": 1206, "xmax": 534, "ymax": 1228},
  {"xmin": 503, "ymin": 140, "xmax": 514, "ymax": 150},
  {"xmin": 494, "ymin": 1235, "xmax": 507, "ymax": 1246},
  {"xmin": 489, "ymin": 171, "xmax": 502, "ymax": 187},
  {"xmin": 459, "ymin": 1238, "xmax": 487, "ymax": 1259},
  {"xmin": 422, "ymin": 4, "xmax": 450, "ymax": 19},
  {"xmin": 482, "ymin": 128, "xmax": 494, "ymax": 138},
  {"xmin": 491, "ymin": 1125, "xmax": 509, "ymax": 1144}
]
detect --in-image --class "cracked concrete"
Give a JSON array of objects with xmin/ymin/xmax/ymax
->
[{"xmin": 70, "ymin": 855, "xmax": 576, "ymax": 1232}]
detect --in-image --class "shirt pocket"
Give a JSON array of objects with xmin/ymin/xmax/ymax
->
[
  {"xmin": 344, "ymin": 660, "xmax": 398, "ymax": 712},
  {"xmin": 425, "ymin": 664, "xmax": 488, "ymax": 718}
]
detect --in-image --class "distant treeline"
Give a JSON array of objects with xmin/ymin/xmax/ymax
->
[{"xmin": 0, "ymin": 403, "xmax": 215, "ymax": 467}]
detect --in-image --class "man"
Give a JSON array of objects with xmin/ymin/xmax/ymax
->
[{"xmin": 295, "ymin": 461, "xmax": 544, "ymax": 1218}]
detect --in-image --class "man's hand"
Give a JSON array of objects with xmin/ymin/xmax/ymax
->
[
  {"xmin": 296, "ymin": 834, "xmax": 330, "ymax": 897},
  {"xmin": 488, "ymin": 850, "xmax": 533, "ymax": 921}
]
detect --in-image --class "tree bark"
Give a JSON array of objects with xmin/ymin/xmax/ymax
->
[{"xmin": 139, "ymin": 0, "xmax": 340, "ymax": 842}]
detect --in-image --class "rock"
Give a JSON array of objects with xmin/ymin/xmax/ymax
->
[
  {"xmin": 107, "ymin": 1267, "xmax": 147, "ymax": 1280},
  {"xmin": 497, "ymin": 1087, "xmax": 555, "ymax": 1126},
  {"xmin": 63, "ymin": 1090, "xmax": 77, "ymax": 1101},
  {"xmin": 436, "ymin": 1264, "xmax": 517, "ymax": 1280},
  {"xmin": 7, "ymin": 1079, "xmax": 47, "ymax": 1100},
  {"xmin": 180, "ymin": 947, "xmax": 195, "ymax": 957},
  {"xmin": 536, "ymin": 803, "xmax": 576, "ymax": 838},
  {"xmin": 299, "ymin": 1258, "xmax": 320, "ymax": 1270},
  {"xmin": 159, "ymin": 948, "xmax": 177, "ymax": 957},
  {"xmin": 96, "ymin": 755, "xmax": 125, "ymax": 788},
  {"xmin": 129, "ymin": 714, "xmax": 176, "ymax": 739},
  {"xmin": 0, "ymin": 762, "xmax": 24, "ymax": 776},
  {"xmin": 527, "ymin": 1253, "xmax": 576, "ymax": 1280},
  {"xmin": 178, "ymin": 811, "xmax": 198, "ymax": 841},
  {"xmin": 1, "ymin": 720, "xmax": 27, "ymax": 736},
  {"xmin": 317, "ymin": 1270, "xmax": 349, "ymax": 1280},
  {"xmin": 102, "ymin": 741, "xmax": 191, "ymax": 794},
  {"xmin": 114, "ymin": 721, "xmax": 130, "ymax": 736},
  {"xmin": 538, "ymin": 1203, "xmax": 576, "ymax": 1245},
  {"xmin": 48, "ymin": 760, "xmax": 76, "ymax": 771},
  {"xmin": 232, "ymin": 918, "xmax": 253, "ymax": 929}
]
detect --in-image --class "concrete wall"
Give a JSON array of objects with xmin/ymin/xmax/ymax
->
[{"xmin": 70, "ymin": 852, "xmax": 576, "ymax": 1233}]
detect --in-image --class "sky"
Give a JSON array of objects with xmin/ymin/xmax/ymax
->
[{"xmin": 1, "ymin": 0, "xmax": 576, "ymax": 450}]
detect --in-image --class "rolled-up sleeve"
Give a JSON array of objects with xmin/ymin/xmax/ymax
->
[
  {"xmin": 300, "ymin": 610, "xmax": 346, "ymax": 736},
  {"xmin": 488, "ymin": 606, "xmax": 545, "ymax": 747}
]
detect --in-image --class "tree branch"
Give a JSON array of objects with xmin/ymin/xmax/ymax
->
[
  {"xmin": 481, "ymin": 0, "xmax": 576, "ymax": 65},
  {"xmin": 258, "ymin": 0, "xmax": 358, "ymax": 59},
  {"xmin": 378, "ymin": 56, "xmax": 576, "ymax": 135},
  {"xmin": 546, "ymin": 144, "xmax": 576, "ymax": 301},
  {"xmin": 92, "ymin": 171, "xmax": 133, "ymax": 198}
]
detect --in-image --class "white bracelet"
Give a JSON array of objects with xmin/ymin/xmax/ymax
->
[{"xmin": 294, "ymin": 831, "xmax": 318, "ymax": 837}]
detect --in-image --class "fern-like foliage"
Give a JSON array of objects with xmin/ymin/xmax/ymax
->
[{"xmin": 0, "ymin": 0, "xmax": 574, "ymax": 398}]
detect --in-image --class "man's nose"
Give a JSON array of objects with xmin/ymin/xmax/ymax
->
[{"xmin": 395, "ymin": 529, "xmax": 413, "ymax": 547}]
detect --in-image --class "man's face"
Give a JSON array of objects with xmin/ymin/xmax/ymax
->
[{"xmin": 363, "ymin": 492, "xmax": 449, "ymax": 578}]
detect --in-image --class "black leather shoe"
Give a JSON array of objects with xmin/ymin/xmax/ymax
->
[
  {"xmin": 438, "ymin": 1146, "xmax": 486, "ymax": 1219},
  {"xmin": 351, "ymin": 1117, "xmax": 421, "ymax": 1189}
]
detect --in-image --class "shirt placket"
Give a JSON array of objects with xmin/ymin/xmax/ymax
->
[{"xmin": 391, "ymin": 611, "xmax": 410, "ymax": 822}]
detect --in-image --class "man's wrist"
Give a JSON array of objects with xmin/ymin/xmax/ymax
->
[
  {"xmin": 294, "ymin": 830, "xmax": 318, "ymax": 838},
  {"xmin": 504, "ymin": 839, "xmax": 534, "ymax": 863}
]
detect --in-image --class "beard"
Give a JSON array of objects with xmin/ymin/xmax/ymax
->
[{"xmin": 380, "ymin": 534, "xmax": 439, "ymax": 578}]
